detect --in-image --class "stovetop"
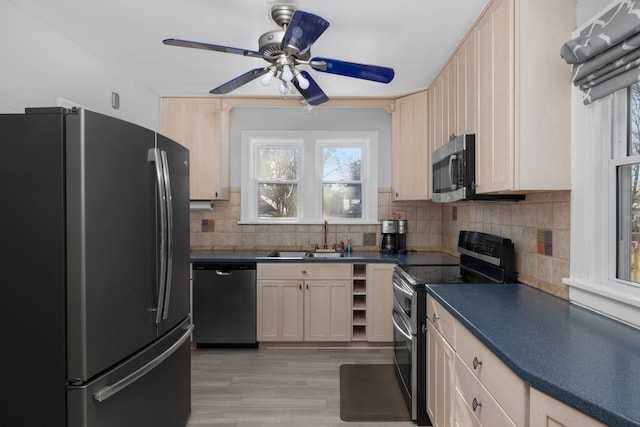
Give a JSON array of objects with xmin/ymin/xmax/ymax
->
[{"xmin": 398, "ymin": 230, "xmax": 518, "ymax": 286}]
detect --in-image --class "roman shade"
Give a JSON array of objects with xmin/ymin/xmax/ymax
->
[{"xmin": 561, "ymin": 0, "xmax": 640, "ymax": 104}]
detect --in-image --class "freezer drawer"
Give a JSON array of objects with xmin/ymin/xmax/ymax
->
[{"xmin": 67, "ymin": 318, "xmax": 192, "ymax": 427}]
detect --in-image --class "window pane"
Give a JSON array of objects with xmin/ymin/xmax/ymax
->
[
  {"xmin": 259, "ymin": 147, "xmax": 298, "ymax": 180},
  {"xmin": 322, "ymin": 184, "xmax": 362, "ymax": 218},
  {"xmin": 258, "ymin": 183, "xmax": 297, "ymax": 218},
  {"xmin": 632, "ymin": 84, "xmax": 640, "ymax": 156},
  {"xmin": 323, "ymin": 147, "xmax": 361, "ymax": 180},
  {"xmin": 617, "ymin": 164, "xmax": 640, "ymax": 283}
]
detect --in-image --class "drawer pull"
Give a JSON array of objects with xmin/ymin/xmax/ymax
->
[
  {"xmin": 472, "ymin": 397, "xmax": 482, "ymax": 412},
  {"xmin": 473, "ymin": 356, "xmax": 482, "ymax": 370},
  {"xmin": 301, "ymin": 270, "xmax": 308, "ymax": 274},
  {"xmin": 432, "ymin": 313, "xmax": 439, "ymax": 322}
]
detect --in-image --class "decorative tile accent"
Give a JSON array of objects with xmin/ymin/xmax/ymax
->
[
  {"xmin": 391, "ymin": 210, "xmax": 406, "ymax": 220},
  {"xmin": 363, "ymin": 232, "xmax": 377, "ymax": 246},
  {"xmin": 537, "ymin": 229, "xmax": 553, "ymax": 256},
  {"xmin": 201, "ymin": 219, "xmax": 215, "ymax": 233}
]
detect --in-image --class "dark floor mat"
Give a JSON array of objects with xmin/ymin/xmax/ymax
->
[{"xmin": 339, "ymin": 364, "xmax": 411, "ymax": 422}]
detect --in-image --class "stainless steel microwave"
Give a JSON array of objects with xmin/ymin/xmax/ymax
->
[
  {"xmin": 432, "ymin": 134, "xmax": 524, "ymax": 203},
  {"xmin": 432, "ymin": 134, "xmax": 475, "ymax": 202}
]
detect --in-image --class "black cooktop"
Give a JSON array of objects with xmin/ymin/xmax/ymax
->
[
  {"xmin": 401, "ymin": 264, "xmax": 502, "ymax": 285},
  {"xmin": 399, "ymin": 230, "xmax": 518, "ymax": 286}
]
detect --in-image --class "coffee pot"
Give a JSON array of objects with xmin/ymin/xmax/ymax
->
[{"xmin": 380, "ymin": 220, "xmax": 398, "ymax": 253}]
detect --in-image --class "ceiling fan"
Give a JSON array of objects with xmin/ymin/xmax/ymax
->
[{"xmin": 163, "ymin": 5, "xmax": 395, "ymax": 105}]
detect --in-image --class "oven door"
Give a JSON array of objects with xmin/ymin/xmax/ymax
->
[
  {"xmin": 392, "ymin": 269, "xmax": 417, "ymax": 333},
  {"xmin": 392, "ymin": 305, "xmax": 417, "ymax": 420}
]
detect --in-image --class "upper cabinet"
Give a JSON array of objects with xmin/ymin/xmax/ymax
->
[
  {"xmin": 392, "ymin": 90, "xmax": 431, "ymax": 200},
  {"xmin": 428, "ymin": 30, "xmax": 476, "ymax": 154},
  {"xmin": 474, "ymin": 0, "xmax": 574, "ymax": 193},
  {"xmin": 161, "ymin": 97, "xmax": 230, "ymax": 200},
  {"xmin": 423, "ymin": 0, "xmax": 574, "ymax": 195}
]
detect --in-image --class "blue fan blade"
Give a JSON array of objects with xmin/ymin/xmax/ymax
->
[
  {"xmin": 281, "ymin": 10, "xmax": 330, "ymax": 55},
  {"xmin": 310, "ymin": 57, "xmax": 395, "ymax": 83},
  {"xmin": 163, "ymin": 38, "xmax": 263, "ymax": 58},
  {"xmin": 293, "ymin": 71, "xmax": 329, "ymax": 105},
  {"xmin": 210, "ymin": 68, "xmax": 269, "ymax": 94}
]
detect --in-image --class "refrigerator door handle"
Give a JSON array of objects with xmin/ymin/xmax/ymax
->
[
  {"xmin": 160, "ymin": 150, "xmax": 173, "ymax": 320},
  {"xmin": 93, "ymin": 324, "xmax": 193, "ymax": 403},
  {"xmin": 148, "ymin": 148, "xmax": 168, "ymax": 324}
]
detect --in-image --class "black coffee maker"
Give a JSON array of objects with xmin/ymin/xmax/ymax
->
[{"xmin": 380, "ymin": 220, "xmax": 398, "ymax": 253}]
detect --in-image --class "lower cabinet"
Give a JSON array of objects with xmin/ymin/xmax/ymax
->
[
  {"xmin": 304, "ymin": 280, "xmax": 352, "ymax": 341},
  {"xmin": 426, "ymin": 318, "xmax": 456, "ymax": 427},
  {"xmin": 426, "ymin": 295, "xmax": 610, "ymax": 427},
  {"xmin": 256, "ymin": 263, "xmax": 352, "ymax": 342},
  {"xmin": 256, "ymin": 280, "xmax": 304, "ymax": 341},
  {"xmin": 366, "ymin": 263, "xmax": 395, "ymax": 342},
  {"xmin": 529, "ymin": 387, "xmax": 607, "ymax": 427}
]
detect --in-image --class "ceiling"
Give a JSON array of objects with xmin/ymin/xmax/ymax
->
[{"xmin": 10, "ymin": 0, "xmax": 489, "ymax": 101}]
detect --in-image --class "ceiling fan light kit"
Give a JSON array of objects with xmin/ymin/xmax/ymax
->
[{"xmin": 163, "ymin": 5, "xmax": 394, "ymax": 105}]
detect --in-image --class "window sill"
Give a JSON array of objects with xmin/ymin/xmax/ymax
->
[{"xmin": 564, "ymin": 277, "xmax": 640, "ymax": 329}]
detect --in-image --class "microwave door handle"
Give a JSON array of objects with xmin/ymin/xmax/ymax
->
[{"xmin": 449, "ymin": 154, "xmax": 457, "ymax": 190}]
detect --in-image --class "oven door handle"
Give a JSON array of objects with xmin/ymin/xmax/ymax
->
[
  {"xmin": 393, "ymin": 280, "xmax": 413, "ymax": 297},
  {"xmin": 392, "ymin": 314, "xmax": 413, "ymax": 341}
]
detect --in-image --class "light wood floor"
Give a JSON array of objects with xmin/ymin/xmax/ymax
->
[{"xmin": 186, "ymin": 346, "xmax": 416, "ymax": 427}]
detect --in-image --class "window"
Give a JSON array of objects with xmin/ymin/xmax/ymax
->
[
  {"xmin": 240, "ymin": 130, "xmax": 378, "ymax": 224},
  {"xmin": 566, "ymin": 84, "xmax": 640, "ymax": 328},
  {"xmin": 617, "ymin": 84, "xmax": 640, "ymax": 283}
]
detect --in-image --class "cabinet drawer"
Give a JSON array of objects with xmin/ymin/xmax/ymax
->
[
  {"xmin": 456, "ymin": 324, "xmax": 527, "ymax": 427},
  {"xmin": 426, "ymin": 295, "xmax": 455, "ymax": 346},
  {"xmin": 455, "ymin": 355, "xmax": 516, "ymax": 427},
  {"xmin": 258, "ymin": 263, "xmax": 351, "ymax": 280}
]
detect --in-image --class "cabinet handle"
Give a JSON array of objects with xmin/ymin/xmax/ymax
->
[
  {"xmin": 301, "ymin": 270, "xmax": 307, "ymax": 275},
  {"xmin": 472, "ymin": 397, "xmax": 482, "ymax": 412},
  {"xmin": 473, "ymin": 356, "xmax": 482, "ymax": 370},
  {"xmin": 432, "ymin": 313, "xmax": 439, "ymax": 323},
  {"xmin": 299, "ymin": 284, "xmax": 302, "ymax": 290},
  {"xmin": 306, "ymin": 284, "xmax": 309, "ymax": 290}
]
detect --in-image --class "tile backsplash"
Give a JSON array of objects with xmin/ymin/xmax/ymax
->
[
  {"xmin": 191, "ymin": 189, "xmax": 571, "ymax": 299},
  {"xmin": 190, "ymin": 188, "xmax": 445, "ymax": 252},
  {"xmin": 441, "ymin": 191, "xmax": 571, "ymax": 299}
]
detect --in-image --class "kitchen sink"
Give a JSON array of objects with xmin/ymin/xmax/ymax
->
[
  {"xmin": 307, "ymin": 251, "xmax": 344, "ymax": 258},
  {"xmin": 267, "ymin": 251, "xmax": 309, "ymax": 259},
  {"xmin": 266, "ymin": 250, "xmax": 344, "ymax": 259}
]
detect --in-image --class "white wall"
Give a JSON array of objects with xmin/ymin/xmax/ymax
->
[
  {"xmin": 229, "ymin": 107, "xmax": 392, "ymax": 187},
  {"xmin": 0, "ymin": 0, "xmax": 160, "ymax": 130}
]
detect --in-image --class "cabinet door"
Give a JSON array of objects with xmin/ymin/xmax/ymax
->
[
  {"xmin": 161, "ymin": 98, "xmax": 229, "ymax": 200},
  {"xmin": 427, "ymin": 320, "xmax": 456, "ymax": 427},
  {"xmin": 529, "ymin": 387, "xmax": 608, "ymax": 427},
  {"xmin": 475, "ymin": 0, "xmax": 514, "ymax": 194},
  {"xmin": 304, "ymin": 280, "xmax": 351, "ymax": 341},
  {"xmin": 256, "ymin": 280, "xmax": 303, "ymax": 341},
  {"xmin": 455, "ymin": 32, "xmax": 477, "ymax": 135},
  {"xmin": 366, "ymin": 263, "xmax": 394, "ymax": 342},
  {"xmin": 430, "ymin": 74, "xmax": 444, "ymax": 152},
  {"xmin": 392, "ymin": 91, "xmax": 431, "ymax": 200}
]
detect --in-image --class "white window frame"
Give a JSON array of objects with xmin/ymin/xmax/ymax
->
[
  {"xmin": 240, "ymin": 130, "xmax": 378, "ymax": 224},
  {"xmin": 565, "ymin": 86, "xmax": 640, "ymax": 328}
]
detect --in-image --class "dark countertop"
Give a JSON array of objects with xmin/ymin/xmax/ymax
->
[
  {"xmin": 427, "ymin": 283, "xmax": 640, "ymax": 427},
  {"xmin": 190, "ymin": 250, "xmax": 459, "ymax": 266}
]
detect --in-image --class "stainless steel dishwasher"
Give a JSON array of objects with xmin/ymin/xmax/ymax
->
[{"xmin": 192, "ymin": 262, "xmax": 257, "ymax": 347}]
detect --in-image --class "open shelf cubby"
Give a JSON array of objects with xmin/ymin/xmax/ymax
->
[{"xmin": 352, "ymin": 264, "xmax": 367, "ymax": 341}]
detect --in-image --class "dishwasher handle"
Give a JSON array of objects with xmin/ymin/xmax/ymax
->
[{"xmin": 193, "ymin": 262, "xmax": 256, "ymax": 272}]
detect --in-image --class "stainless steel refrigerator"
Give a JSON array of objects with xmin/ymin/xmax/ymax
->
[{"xmin": 0, "ymin": 107, "xmax": 192, "ymax": 427}]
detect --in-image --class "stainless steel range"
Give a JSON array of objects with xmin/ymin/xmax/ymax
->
[{"xmin": 392, "ymin": 230, "xmax": 516, "ymax": 425}]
